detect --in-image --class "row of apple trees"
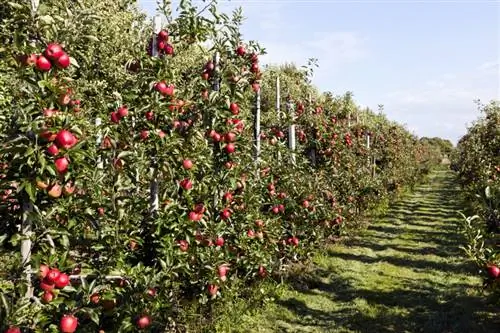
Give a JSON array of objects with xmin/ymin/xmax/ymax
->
[
  {"xmin": 452, "ymin": 100, "xmax": 500, "ymax": 295},
  {"xmin": 0, "ymin": 0, "xmax": 444, "ymax": 332}
]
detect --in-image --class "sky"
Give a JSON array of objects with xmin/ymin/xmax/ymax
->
[{"xmin": 138, "ymin": 0, "xmax": 500, "ymax": 144}]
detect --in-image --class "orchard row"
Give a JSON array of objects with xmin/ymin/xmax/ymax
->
[{"xmin": 0, "ymin": 1, "xmax": 444, "ymax": 332}]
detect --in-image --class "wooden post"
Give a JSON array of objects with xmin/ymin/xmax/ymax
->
[
  {"xmin": 149, "ymin": 15, "xmax": 162, "ymax": 216},
  {"xmin": 287, "ymin": 97, "xmax": 296, "ymax": 164}
]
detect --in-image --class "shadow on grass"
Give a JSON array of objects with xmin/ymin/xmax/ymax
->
[{"xmin": 263, "ymin": 171, "xmax": 499, "ymax": 333}]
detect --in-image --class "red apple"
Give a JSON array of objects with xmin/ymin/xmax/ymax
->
[
  {"xmin": 42, "ymin": 291, "xmax": 55, "ymax": 303},
  {"xmin": 179, "ymin": 178, "xmax": 192, "ymax": 190},
  {"xmin": 55, "ymin": 52, "xmax": 70, "ymax": 69},
  {"xmin": 54, "ymin": 157, "xmax": 69, "ymax": 174},
  {"xmin": 178, "ymin": 240, "xmax": 189, "ymax": 252},
  {"xmin": 487, "ymin": 264, "xmax": 500, "ymax": 278},
  {"xmin": 247, "ymin": 229, "xmax": 255, "ymax": 238},
  {"xmin": 158, "ymin": 30, "xmax": 168, "ymax": 41},
  {"xmin": 47, "ymin": 183, "xmax": 62, "ymax": 198},
  {"xmin": 236, "ymin": 45, "xmax": 246, "ymax": 56},
  {"xmin": 182, "ymin": 159, "xmax": 193, "ymax": 170},
  {"xmin": 224, "ymin": 132, "xmax": 236, "ymax": 142},
  {"xmin": 188, "ymin": 211, "xmax": 201, "ymax": 222},
  {"xmin": 136, "ymin": 315, "xmax": 151, "ymax": 329},
  {"xmin": 225, "ymin": 143, "xmax": 235, "ymax": 154},
  {"xmin": 220, "ymin": 208, "xmax": 231, "ymax": 220},
  {"xmin": 165, "ymin": 43, "xmax": 174, "ymax": 55},
  {"xmin": 258, "ymin": 265, "xmax": 267, "ymax": 278},
  {"xmin": 223, "ymin": 192, "xmax": 233, "ymax": 203},
  {"xmin": 117, "ymin": 105, "xmax": 128, "ymax": 118},
  {"xmin": 40, "ymin": 278, "xmax": 55, "ymax": 292},
  {"xmin": 60, "ymin": 314, "xmax": 78, "ymax": 333},
  {"xmin": 55, "ymin": 130, "xmax": 76, "ymax": 149},
  {"xmin": 97, "ymin": 207, "xmax": 105, "ymax": 216},
  {"xmin": 229, "ymin": 103, "xmax": 239, "ymax": 115},
  {"xmin": 44, "ymin": 43, "xmax": 64, "ymax": 60},
  {"xmin": 140, "ymin": 130, "xmax": 149, "ymax": 140},
  {"xmin": 215, "ymin": 237, "xmax": 224, "ymax": 247},
  {"xmin": 90, "ymin": 293, "xmax": 100, "ymax": 304},
  {"xmin": 39, "ymin": 264, "xmax": 50, "ymax": 278},
  {"xmin": 46, "ymin": 144, "xmax": 59, "ymax": 156},
  {"xmin": 55, "ymin": 273, "xmax": 70, "ymax": 289},
  {"xmin": 207, "ymin": 284, "xmax": 218, "ymax": 296},
  {"xmin": 145, "ymin": 111, "xmax": 154, "ymax": 121},
  {"xmin": 45, "ymin": 268, "xmax": 61, "ymax": 284},
  {"xmin": 218, "ymin": 265, "xmax": 229, "ymax": 281},
  {"xmin": 4, "ymin": 327, "xmax": 21, "ymax": 333},
  {"xmin": 146, "ymin": 288, "xmax": 156, "ymax": 297},
  {"xmin": 35, "ymin": 55, "xmax": 52, "ymax": 71}
]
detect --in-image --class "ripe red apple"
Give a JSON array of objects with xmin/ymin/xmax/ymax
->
[
  {"xmin": 271, "ymin": 206, "xmax": 280, "ymax": 215},
  {"xmin": 97, "ymin": 207, "xmax": 105, "ymax": 216},
  {"xmin": 179, "ymin": 178, "xmax": 193, "ymax": 190},
  {"xmin": 45, "ymin": 268, "xmax": 61, "ymax": 284},
  {"xmin": 146, "ymin": 288, "xmax": 156, "ymax": 297},
  {"xmin": 55, "ymin": 130, "xmax": 76, "ymax": 149},
  {"xmin": 178, "ymin": 240, "xmax": 189, "ymax": 252},
  {"xmin": 252, "ymin": 83, "xmax": 260, "ymax": 92},
  {"xmin": 117, "ymin": 105, "xmax": 128, "ymax": 118},
  {"xmin": 40, "ymin": 278, "xmax": 55, "ymax": 292},
  {"xmin": 291, "ymin": 236, "xmax": 299, "ymax": 246},
  {"xmin": 42, "ymin": 291, "xmax": 55, "ymax": 303},
  {"xmin": 145, "ymin": 111, "xmax": 154, "ymax": 121},
  {"xmin": 218, "ymin": 265, "xmax": 229, "ymax": 281},
  {"xmin": 182, "ymin": 159, "xmax": 193, "ymax": 170},
  {"xmin": 158, "ymin": 30, "xmax": 168, "ymax": 41},
  {"xmin": 224, "ymin": 132, "xmax": 236, "ymax": 142},
  {"xmin": 39, "ymin": 264, "xmax": 50, "ymax": 278},
  {"xmin": 302, "ymin": 200, "xmax": 310, "ymax": 208},
  {"xmin": 165, "ymin": 43, "xmax": 174, "ymax": 55},
  {"xmin": 215, "ymin": 237, "xmax": 224, "ymax": 247},
  {"xmin": 487, "ymin": 264, "xmax": 500, "ymax": 278},
  {"xmin": 35, "ymin": 55, "xmax": 52, "ymax": 71},
  {"xmin": 43, "ymin": 108, "xmax": 58, "ymax": 117},
  {"xmin": 46, "ymin": 144, "xmax": 59, "ymax": 156},
  {"xmin": 258, "ymin": 265, "xmax": 267, "ymax": 278},
  {"xmin": 223, "ymin": 192, "xmax": 233, "ymax": 203},
  {"xmin": 140, "ymin": 130, "xmax": 149, "ymax": 140},
  {"xmin": 225, "ymin": 143, "xmax": 236, "ymax": 154},
  {"xmin": 4, "ymin": 327, "xmax": 21, "ymax": 333},
  {"xmin": 136, "ymin": 315, "xmax": 151, "ymax": 329},
  {"xmin": 188, "ymin": 211, "xmax": 201, "ymax": 222},
  {"xmin": 55, "ymin": 52, "xmax": 70, "ymax": 69},
  {"xmin": 54, "ymin": 157, "xmax": 69, "ymax": 174},
  {"xmin": 236, "ymin": 45, "xmax": 246, "ymax": 56},
  {"xmin": 154, "ymin": 81, "xmax": 167, "ymax": 94},
  {"xmin": 201, "ymin": 72, "xmax": 209, "ymax": 80},
  {"xmin": 60, "ymin": 314, "xmax": 78, "ymax": 333},
  {"xmin": 229, "ymin": 103, "xmax": 239, "ymax": 115},
  {"xmin": 207, "ymin": 284, "xmax": 218, "ymax": 296},
  {"xmin": 47, "ymin": 183, "xmax": 62, "ymax": 198},
  {"xmin": 278, "ymin": 204, "xmax": 285, "ymax": 213},
  {"xmin": 267, "ymin": 183, "xmax": 275, "ymax": 192},
  {"xmin": 90, "ymin": 293, "xmax": 100, "ymax": 304},
  {"xmin": 44, "ymin": 43, "xmax": 64, "ymax": 60},
  {"xmin": 55, "ymin": 273, "xmax": 70, "ymax": 289},
  {"xmin": 247, "ymin": 229, "xmax": 255, "ymax": 238},
  {"xmin": 220, "ymin": 208, "xmax": 231, "ymax": 220}
]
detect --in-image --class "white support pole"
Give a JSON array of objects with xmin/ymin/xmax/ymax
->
[
  {"xmin": 287, "ymin": 98, "xmax": 296, "ymax": 164},
  {"xmin": 254, "ymin": 88, "xmax": 261, "ymax": 169},
  {"xmin": 150, "ymin": 15, "xmax": 162, "ymax": 216},
  {"xmin": 95, "ymin": 118, "xmax": 103, "ymax": 169},
  {"xmin": 21, "ymin": 201, "xmax": 33, "ymax": 298},
  {"xmin": 22, "ymin": 0, "xmax": 40, "ymax": 299},
  {"xmin": 212, "ymin": 52, "xmax": 220, "ymax": 92},
  {"xmin": 276, "ymin": 76, "xmax": 281, "ymax": 161}
]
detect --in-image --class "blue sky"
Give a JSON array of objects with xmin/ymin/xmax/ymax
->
[{"xmin": 139, "ymin": 0, "xmax": 499, "ymax": 144}]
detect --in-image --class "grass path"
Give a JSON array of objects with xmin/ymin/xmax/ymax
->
[{"xmin": 230, "ymin": 170, "xmax": 499, "ymax": 333}]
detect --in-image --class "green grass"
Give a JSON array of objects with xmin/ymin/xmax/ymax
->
[{"xmin": 225, "ymin": 170, "xmax": 499, "ymax": 333}]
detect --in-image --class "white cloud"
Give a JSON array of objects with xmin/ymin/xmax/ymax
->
[{"xmin": 382, "ymin": 62, "xmax": 499, "ymax": 143}]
